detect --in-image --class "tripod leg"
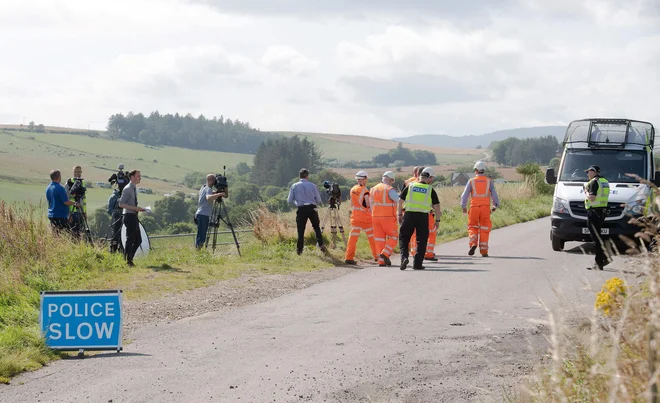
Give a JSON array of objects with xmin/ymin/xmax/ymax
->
[
  {"xmin": 335, "ymin": 210, "xmax": 347, "ymax": 246},
  {"xmin": 220, "ymin": 200, "xmax": 241, "ymax": 256},
  {"xmin": 320, "ymin": 207, "xmax": 331, "ymax": 233}
]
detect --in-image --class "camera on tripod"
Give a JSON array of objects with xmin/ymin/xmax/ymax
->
[
  {"xmin": 323, "ymin": 181, "xmax": 342, "ymax": 207},
  {"xmin": 69, "ymin": 178, "xmax": 86, "ymax": 202},
  {"xmin": 108, "ymin": 164, "xmax": 128, "ymax": 192},
  {"xmin": 212, "ymin": 173, "xmax": 228, "ymax": 197}
]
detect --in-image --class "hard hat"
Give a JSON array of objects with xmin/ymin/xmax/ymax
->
[
  {"xmin": 473, "ymin": 161, "xmax": 486, "ymax": 172},
  {"xmin": 420, "ymin": 167, "xmax": 435, "ymax": 177},
  {"xmin": 355, "ymin": 170, "xmax": 368, "ymax": 179},
  {"xmin": 117, "ymin": 164, "xmax": 124, "ymax": 170},
  {"xmin": 383, "ymin": 171, "xmax": 395, "ymax": 179}
]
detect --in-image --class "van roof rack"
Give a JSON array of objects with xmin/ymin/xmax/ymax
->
[{"xmin": 563, "ymin": 118, "xmax": 654, "ymax": 149}]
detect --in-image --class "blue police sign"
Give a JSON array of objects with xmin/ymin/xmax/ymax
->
[{"xmin": 39, "ymin": 290, "xmax": 123, "ymax": 351}]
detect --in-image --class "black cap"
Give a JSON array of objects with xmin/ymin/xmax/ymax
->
[{"xmin": 584, "ymin": 165, "xmax": 600, "ymax": 173}]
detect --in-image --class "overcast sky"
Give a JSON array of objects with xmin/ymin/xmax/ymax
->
[{"xmin": 1, "ymin": 0, "xmax": 659, "ymax": 138}]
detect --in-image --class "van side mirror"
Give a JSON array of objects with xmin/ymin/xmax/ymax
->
[
  {"xmin": 653, "ymin": 171, "xmax": 660, "ymax": 187},
  {"xmin": 545, "ymin": 168, "xmax": 557, "ymax": 185}
]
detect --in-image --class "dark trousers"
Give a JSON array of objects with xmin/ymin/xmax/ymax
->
[
  {"xmin": 122, "ymin": 214, "xmax": 142, "ymax": 264},
  {"xmin": 587, "ymin": 208, "xmax": 608, "ymax": 268},
  {"xmin": 296, "ymin": 205, "xmax": 324, "ymax": 253},
  {"xmin": 195, "ymin": 214, "xmax": 210, "ymax": 249},
  {"xmin": 49, "ymin": 217, "xmax": 69, "ymax": 234},
  {"xmin": 69, "ymin": 212, "xmax": 83, "ymax": 239},
  {"xmin": 110, "ymin": 212, "xmax": 123, "ymax": 253},
  {"xmin": 399, "ymin": 212, "xmax": 430, "ymax": 268}
]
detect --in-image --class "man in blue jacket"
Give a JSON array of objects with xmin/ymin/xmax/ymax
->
[{"xmin": 46, "ymin": 170, "xmax": 78, "ymax": 233}]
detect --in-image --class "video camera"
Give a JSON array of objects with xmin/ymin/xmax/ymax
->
[
  {"xmin": 68, "ymin": 178, "xmax": 86, "ymax": 201},
  {"xmin": 212, "ymin": 166, "xmax": 229, "ymax": 198},
  {"xmin": 108, "ymin": 164, "xmax": 129, "ymax": 192},
  {"xmin": 323, "ymin": 181, "xmax": 342, "ymax": 207}
]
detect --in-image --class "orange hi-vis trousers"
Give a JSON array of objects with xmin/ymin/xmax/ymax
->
[
  {"xmin": 345, "ymin": 219, "xmax": 378, "ymax": 261},
  {"xmin": 410, "ymin": 213, "xmax": 437, "ymax": 258},
  {"xmin": 372, "ymin": 216, "xmax": 398, "ymax": 264},
  {"xmin": 468, "ymin": 205, "xmax": 492, "ymax": 254}
]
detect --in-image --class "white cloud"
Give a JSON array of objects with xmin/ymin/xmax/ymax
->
[
  {"xmin": 261, "ymin": 45, "xmax": 319, "ymax": 76},
  {"xmin": 0, "ymin": 0, "xmax": 659, "ymax": 138}
]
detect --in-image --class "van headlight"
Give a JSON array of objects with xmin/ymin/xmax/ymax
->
[{"xmin": 553, "ymin": 197, "xmax": 569, "ymax": 214}]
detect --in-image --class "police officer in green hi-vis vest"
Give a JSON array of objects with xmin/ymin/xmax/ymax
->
[
  {"xmin": 584, "ymin": 165, "xmax": 612, "ymax": 270},
  {"xmin": 397, "ymin": 167, "xmax": 443, "ymax": 271}
]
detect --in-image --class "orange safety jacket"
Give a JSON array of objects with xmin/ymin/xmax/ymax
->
[
  {"xmin": 469, "ymin": 175, "xmax": 491, "ymax": 207},
  {"xmin": 404, "ymin": 177, "xmax": 418, "ymax": 187},
  {"xmin": 350, "ymin": 184, "xmax": 371, "ymax": 221},
  {"xmin": 371, "ymin": 183, "xmax": 397, "ymax": 218}
]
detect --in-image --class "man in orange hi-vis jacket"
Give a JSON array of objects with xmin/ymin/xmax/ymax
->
[
  {"xmin": 371, "ymin": 171, "xmax": 400, "ymax": 266},
  {"xmin": 344, "ymin": 171, "xmax": 379, "ymax": 265},
  {"xmin": 460, "ymin": 161, "xmax": 500, "ymax": 257},
  {"xmin": 404, "ymin": 166, "xmax": 419, "ymax": 188}
]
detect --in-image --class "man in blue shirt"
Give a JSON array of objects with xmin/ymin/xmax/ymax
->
[
  {"xmin": 46, "ymin": 170, "xmax": 78, "ymax": 233},
  {"xmin": 195, "ymin": 174, "xmax": 226, "ymax": 249},
  {"xmin": 287, "ymin": 168, "xmax": 326, "ymax": 255}
]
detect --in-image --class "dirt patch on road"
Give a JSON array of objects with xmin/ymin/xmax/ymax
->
[{"xmin": 122, "ymin": 266, "xmax": 357, "ymax": 335}]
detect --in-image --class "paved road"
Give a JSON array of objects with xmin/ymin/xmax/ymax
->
[{"xmin": 0, "ymin": 218, "xmax": 640, "ymax": 403}]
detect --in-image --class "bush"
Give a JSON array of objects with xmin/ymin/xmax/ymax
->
[{"xmin": 516, "ymin": 163, "xmax": 554, "ymax": 196}]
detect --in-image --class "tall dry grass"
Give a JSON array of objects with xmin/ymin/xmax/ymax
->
[{"xmin": 520, "ymin": 188, "xmax": 660, "ymax": 402}]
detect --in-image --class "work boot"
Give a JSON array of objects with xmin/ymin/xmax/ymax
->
[
  {"xmin": 344, "ymin": 260, "xmax": 357, "ymax": 265},
  {"xmin": 468, "ymin": 245, "xmax": 477, "ymax": 256},
  {"xmin": 424, "ymin": 256, "xmax": 438, "ymax": 262},
  {"xmin": 412, "ymin": 265, "xmax": 426, "ymax": 270},
  {"xmin": 481, "ymin": 253, "xmax": 489, "ymax": 257},
  {"xmin": 400, "ymin": 257, "xmax": 409, "ymax": 271},
  {"xmin": 380, "ymin": 253, "xmax": 392, "ymax": 266}
]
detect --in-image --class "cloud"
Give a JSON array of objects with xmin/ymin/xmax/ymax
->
[
  {"xmin": 261, "ymin": 46, "xmax": 319, "ymax": 76},
  {"xmin": 340, "ymin": 74, "xmax": 490, "ymax": 106}
]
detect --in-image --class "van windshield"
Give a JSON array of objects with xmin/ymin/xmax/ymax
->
[{"xmin": 559, "ymin": 149, "xmax": 647, "ymax": 183}]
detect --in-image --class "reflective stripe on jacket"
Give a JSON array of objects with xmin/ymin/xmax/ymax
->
[
  {"xmin": 469, "ymin": 176, "xmax": 491, "ymax": 207},
  {"xmin": 405, "ymin": 183, "xmax": 432, "ymax": 213},
  {"xmin": 371, "ymin": 183, "xmax": 397, "ymax": 217},
  {"xmin": 585, "ymin": 177, "xmax": 609, "ymax": 209},
  {"xmin": 350, "ymin": 184, "xmax": 370, "ymax": 220}
]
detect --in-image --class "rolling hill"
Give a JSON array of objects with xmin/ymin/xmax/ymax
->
[{"xmin": 395, "ymin": 126, "xmax": 567, "ymax": 149}]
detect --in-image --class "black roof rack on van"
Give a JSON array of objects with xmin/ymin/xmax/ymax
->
[{"xmin": 562, "ymin": 118, "xmax": 655, "ymax": 149}]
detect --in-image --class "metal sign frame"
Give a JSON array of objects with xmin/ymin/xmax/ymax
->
[{"xmin": 39, "ymin": 290, "xmax": 123, "ymax": 353}]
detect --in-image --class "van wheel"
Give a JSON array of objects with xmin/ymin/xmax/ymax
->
[{"xmin": 551, "ymin": 233, "xmax": 565, "ymax": 251}]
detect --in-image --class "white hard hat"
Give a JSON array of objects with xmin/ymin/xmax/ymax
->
[
  {"xmin": 473, "ymin": 161, "xmax": 486, "ymax": 172},
  {"xmin": 355, "ymin": 170, "xmax": 368, "ymax": 179},
  {"xmin": 420, "ymin": 167, "xmax": 435, "ymax": 177},
  {"xmin": 383, "ymin": 171, "xmax": 395, "ymax": 179}
]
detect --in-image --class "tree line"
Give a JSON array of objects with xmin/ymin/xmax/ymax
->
[
  {"xmin": 106, "ymin": 111, "xmax": 272, "ymax": 154},
  {"xmin": 490, "ymin": 136, "xmax": 559, "ymax": 166}
]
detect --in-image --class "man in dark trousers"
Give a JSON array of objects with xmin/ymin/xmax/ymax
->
[
  {"xmin": 397, "ymin": 167, "xmax": 443, "ymax": 270},
  {"xmin": 118, "ymin": 169, "xmax": 146, "ymax": 266},
  {"xmin": 584, "ymin": 165, "xmax": 611, "ymax": 270},
  {"xmin": 287, "ymin": 168, "xmax": 327, "ymax": 255}
]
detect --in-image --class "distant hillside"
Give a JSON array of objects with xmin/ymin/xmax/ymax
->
[{"xmin": 395, "ymin": 126, "xmax": 567, "ymax": 149}]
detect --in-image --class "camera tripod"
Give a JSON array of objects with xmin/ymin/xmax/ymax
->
[
  {"xmin": 320, "ymin": 199, "xmax": 347, "ymax": 248},
  {"xmin": 205, "ymin": 197, "xmax": 241, "ymax": 255},
  {"xmin": 71, "ymin": 201, "xmax": 93, "ymax": 244}
]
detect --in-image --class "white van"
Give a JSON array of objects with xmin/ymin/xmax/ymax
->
[{"xmin": 545, "ymin": 118, "xmax": 657, "ymax": 251}]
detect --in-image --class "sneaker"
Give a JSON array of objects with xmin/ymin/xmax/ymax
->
[
  {"xmin": 344, "ymin": 260, "xmax": 357, "ymax": 265},
  {"xmin": 127, "ymin": 261, "xmax": 135, "ymax": 267},
  {"xmin": 481, "ymin": 253, "xmax": 489, "ymax": 257},
  {"xmin": 400, "ymin": 257, "xmax": 409, "ymax": 271},
  {"xmin": 413, "ymin": 265, "xmax": 426, "ymax": 270},
  {"xmin": 468, "ymin": 245, "xmax": 477, "ymax": 256},
  {"xmin": 424, "ymin": 256, "xmax": 438, "ymax": 262},
  {"xmin": 380, "ymin": 253, "xmax": 392, "ymax": 266}
]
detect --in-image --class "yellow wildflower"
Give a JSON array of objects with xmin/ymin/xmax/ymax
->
[{"xmin": 595, "ymin": 277, "xmax": 627, "ymax": 316}]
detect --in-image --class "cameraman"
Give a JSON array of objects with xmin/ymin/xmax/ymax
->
[
  {"xmin": 46, "ymin": 169, "xmax": 79, "ymax": 233},
  {"xmin": 118, "ymin": 170, "xmax": 146, "ymax": 266},
  {"xmin": 107, "ymin": 188, "xmax": 123, "ymax": 253},
  {"xmin": 65, "ymin": 165, "xmax": 87, "ymax": 239},
  {"xmin": 287, "ymin": 168, "xmax": 326, "ymax": 255},
  {"xmin": 195, "ymin": 174, "xmax": 226, "ymax": 249}
]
